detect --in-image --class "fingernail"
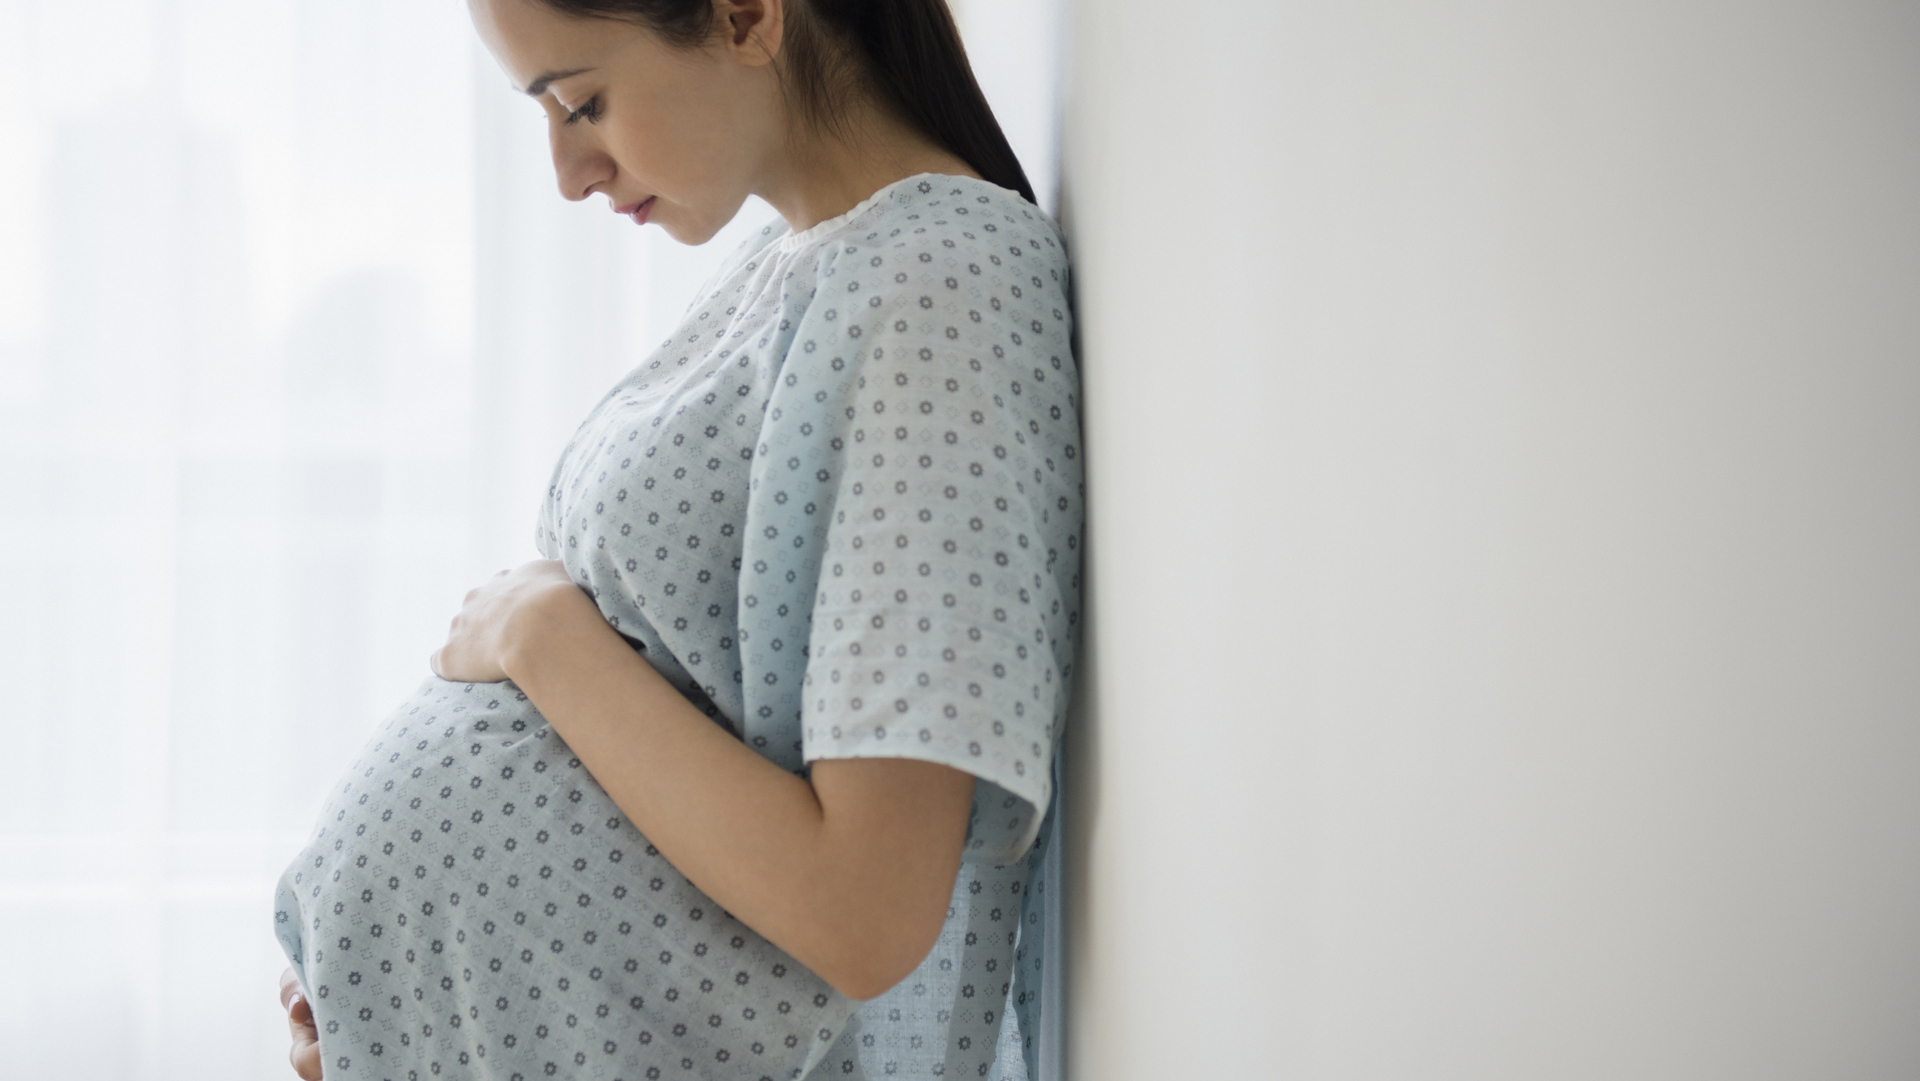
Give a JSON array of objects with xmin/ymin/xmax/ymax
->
[{"xmin": 290, "ymin": 992, "xmax": 304, "ymax": 1011}]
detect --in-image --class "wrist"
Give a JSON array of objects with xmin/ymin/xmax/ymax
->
[{"xmin": 501, "ymin": 578, "xmax": 602, "ymax": 686}]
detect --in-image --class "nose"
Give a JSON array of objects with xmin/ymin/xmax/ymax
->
[{"xmin": 549, "ymin": 122, "xmax": 615, "ymax": 203}]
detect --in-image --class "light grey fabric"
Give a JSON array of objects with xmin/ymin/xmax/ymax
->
[{"xmin": 275, "ymin": 173, "xmax": 1082, "ymax": 1081}]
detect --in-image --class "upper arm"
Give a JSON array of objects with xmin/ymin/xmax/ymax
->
[
  {"xmin": 772, "ymin": 222, "xmax": 1080, "ymax": 865},
  {"xmin": 807, "ymin": 757, "xmax": 976, "ymax": 998},
  {"xmin": 754, "ymin": 191, "xmax": 1081, "ymax": 995}
]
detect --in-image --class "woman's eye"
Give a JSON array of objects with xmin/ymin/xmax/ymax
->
[{"xmin": 562, "ymin": 96, "xmax": 602, "ymax": 126}]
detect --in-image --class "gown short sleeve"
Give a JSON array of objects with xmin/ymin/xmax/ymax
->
[{"xmin": 747, "ymin": 197, "xmax": 1081, "ymax": 865}]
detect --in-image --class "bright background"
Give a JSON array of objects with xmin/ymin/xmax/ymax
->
[
  {"xmin": 0, "ymin": 0, "xmax": 1059, "ymax": 1076},
  {"xmin": 10, "ymin": 1, "xmax": 1916, "ymax": 1079}
]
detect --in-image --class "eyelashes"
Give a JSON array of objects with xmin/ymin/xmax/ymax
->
[{"xmin": 562, "ymin": 95, "xmax": 602, "ymax": 126}]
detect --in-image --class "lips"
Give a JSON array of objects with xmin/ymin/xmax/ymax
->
[{"xmin": 613, "ymin": 196, "xmax": 657, "ymax": 226}]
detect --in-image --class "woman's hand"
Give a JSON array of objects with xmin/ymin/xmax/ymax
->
[
  {"xmin": 430, "ymin": 559, "xmax": 593, "ymax": 683},
  {"xmin": 279, "ymin": 966, "xmax": 322, "ymax": 1080}
]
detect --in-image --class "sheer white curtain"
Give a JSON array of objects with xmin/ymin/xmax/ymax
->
[{"xmin": 0, "ymin": 1, "xmax": 1059, "ymax": 1077}]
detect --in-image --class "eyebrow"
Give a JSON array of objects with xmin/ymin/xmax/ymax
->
[{"xmin": 520, "ymin": 68, "xmax": 594, "ymax": 96}]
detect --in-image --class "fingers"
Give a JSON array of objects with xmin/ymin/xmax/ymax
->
[
  {"xmin": 278, "ymin": 966, "xmax": 302, "ymax": 1011},
  {"xmin": 288, "ymin": 1007, "xmax": 323, "ymax": 1080},
  {"xmin": 280, "ymin": 967, "xmax": 324, "ymax": 1080}
]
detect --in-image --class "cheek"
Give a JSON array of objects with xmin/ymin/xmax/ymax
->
[
  {"xmin": 602, "ymin": 114, "xmax": 675, "ymax": 181},
  {"xmin": 612, "ymin": 118, "xmax": 747, "ymax": 235},
  {"xmin": 614, "ymin": 85, "xmax": 747, "ymax": 189}
]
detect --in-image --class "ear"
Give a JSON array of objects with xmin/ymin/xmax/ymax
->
[{"xmin": 716, "ymin": 0, "xmax": 784, "ymax": 68}]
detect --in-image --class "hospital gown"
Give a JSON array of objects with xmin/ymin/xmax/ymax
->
[{"xmin": 275, "ymin": 173, "xmax": 1081, "ymax": 1081}]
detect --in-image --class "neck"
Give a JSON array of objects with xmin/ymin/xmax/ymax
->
[{"xmin": 755, "ymin": 99, "xmax": 980, "ymax": 233}]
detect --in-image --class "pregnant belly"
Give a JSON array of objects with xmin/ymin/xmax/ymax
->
[{"xmin": 273, "ymin": 676, "xmax": 852, "ymax": 1081}]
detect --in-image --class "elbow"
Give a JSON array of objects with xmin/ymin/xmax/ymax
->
[
  {"xmin": 814, "ymin": 910, "xmax": 946, "ymax": 1002},
  {"xmin": 823, "ymin": 951, "xmax": 926, "ymax": 1003},
  {"xmin": 825, "ymin": 971, "xmax": 894, "ymax": 1004}
]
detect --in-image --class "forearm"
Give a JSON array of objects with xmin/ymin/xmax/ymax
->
[{"xmin": 500, "ymin": 591, "xmax": 967, "ymax": 1000}]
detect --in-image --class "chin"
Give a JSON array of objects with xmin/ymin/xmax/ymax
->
[
  {"xmin": 660, "ymin": 220, "xmax": 717, "ymax": 245},
  {"xmin": 657, "ymin": 197, "xmax": 747, "ymax": 247}
]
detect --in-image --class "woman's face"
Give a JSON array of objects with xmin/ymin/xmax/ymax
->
[{"xmin": 468, "ymin": 0, "xmax": 782, "ymax": 244}]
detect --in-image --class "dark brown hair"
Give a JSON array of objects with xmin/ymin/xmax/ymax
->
[{"xmin": 534, "ymin": 0, "xmax": 1035, "ymax": 204}]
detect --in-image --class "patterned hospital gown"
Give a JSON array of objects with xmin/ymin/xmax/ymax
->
[{"xmin": 274, "ymin": 173, "xmax": 1082, "ymax": 1081}]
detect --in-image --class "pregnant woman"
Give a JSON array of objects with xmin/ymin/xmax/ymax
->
[{"xmin": 272, "ymin": 1, "xmax": 1079, "ymax": 1079}]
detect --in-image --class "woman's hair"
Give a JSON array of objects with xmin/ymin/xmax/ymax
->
[{"xmin": 535, "ymin": 0, "xmax": 1035, "ymax": 205}]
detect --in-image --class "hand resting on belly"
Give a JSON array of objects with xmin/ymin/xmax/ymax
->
[{"xmin": 274, "ymin": 559, "xmax": 977, "ymax": 1080}]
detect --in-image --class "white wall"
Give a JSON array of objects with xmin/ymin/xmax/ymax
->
[{"xmin": 1060, "ymin": 3, "xmax": 1920, "ymax": 1078}]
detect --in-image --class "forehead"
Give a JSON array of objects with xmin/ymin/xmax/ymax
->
[{"xmin": 467, "ymin": 0, "xmax": 639, "ymax": 91}]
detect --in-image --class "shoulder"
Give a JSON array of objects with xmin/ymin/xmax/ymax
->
[
  {"xmin": 784, "ymin": 176, "xmax": 1072, "ymax": 361},
  {"xmin": 767, "ymin": 175, "xmax": 1078, "ymax": 449},
  {"xmin": 823, "ymin": 175, "xmax": 1067, "ymax": 281}
]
